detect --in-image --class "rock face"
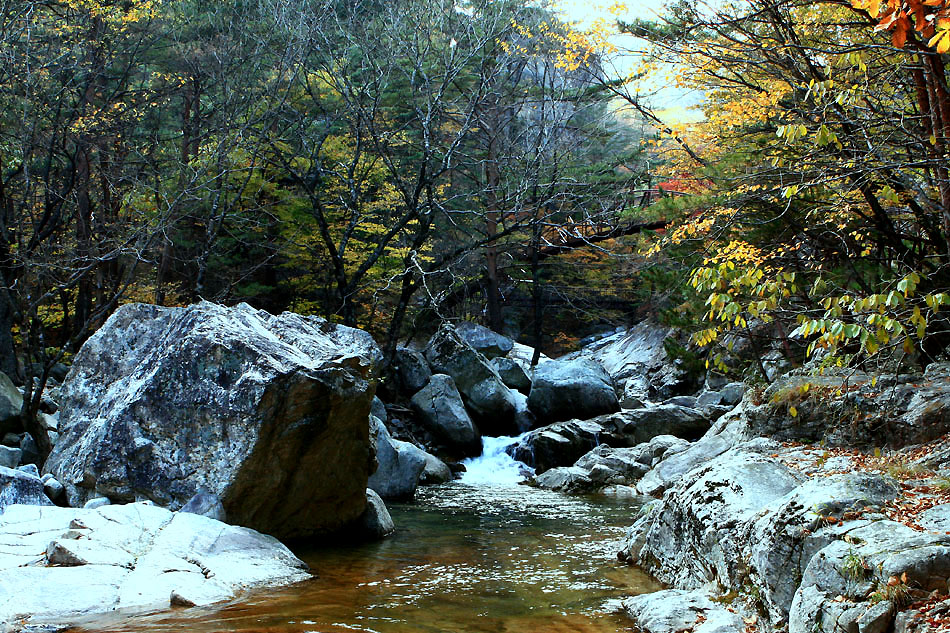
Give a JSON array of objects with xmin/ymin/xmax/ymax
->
[
  {"xmin": 527, "ymin": 358, "xmax": 619, "ymax": 424},
  {"xmin": 0, "ymin": 502, "xmax": 310, "ymax": 629},
  {"xmin": 410, "ymin": 374, "xmax": 480, "ymax": 455},
  {"xmin": 739, "ymin": 369, "xmax": 950, "ymax": 449},
  {"xmin": 630, "ymin": 445, "xmax": 803, "ymax": 591},
  {"xmin": 368, "ymin": 417, "xmax": 426, "ymax": 500},
  {"xmin": 424, "ymin": 325, "xmax": 522, "ymax": 435},
  {"xmin": 44, "ymin": 302, "xmax": 381, "ymax": 539},
  {"xmin": 616, "ymin": 400, "xmax": 950, "ymax": 633}
]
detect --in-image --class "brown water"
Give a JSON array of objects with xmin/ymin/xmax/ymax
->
[{"xmin": 73, "ymin": 483, "xmax": 659, "ymax": 633}]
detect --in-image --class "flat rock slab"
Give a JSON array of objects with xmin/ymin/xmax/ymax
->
[
  {"xmin": 0, "ymin": 502, "xmax": 310, "ymax": 630},
  {"xmin": 622, "ymin": 588, "xmax": 744, "ymax": 633}
]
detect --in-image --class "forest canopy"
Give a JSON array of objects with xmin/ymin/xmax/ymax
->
[{"xmin": 4, "ymin": 0, "xmax": 950, "ymax": 442}]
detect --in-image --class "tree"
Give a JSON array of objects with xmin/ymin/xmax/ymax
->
[{"xmin": 626, "ymin": 0, "xmax": 950, "ymax": 373}]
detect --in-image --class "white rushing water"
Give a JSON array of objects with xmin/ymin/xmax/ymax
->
[{"xmin": 459, "ymin": 433, "xmax": 534, "ymax": 486}]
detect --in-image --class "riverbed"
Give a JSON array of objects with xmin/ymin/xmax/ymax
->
[{"xmin": 70, "ymin": 441, "xmax": 659, "ymax": 632}]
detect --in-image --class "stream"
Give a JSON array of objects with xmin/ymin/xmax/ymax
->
[{"xmin": 72, "ymin": 437, "xmax": 660, "ymax": 633}]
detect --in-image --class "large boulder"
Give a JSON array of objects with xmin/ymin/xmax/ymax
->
[
  {"xmin": 368, "ymin": 417, "xmax": 426, "ymax": 500},
  {"xmin": 392, "ymin": 347, "xmax": 431, "ymax": 396},
  {"xmin": 490, "ymin": 357, "xmax": 532, "ymax": 394},
  {"xmin": 353, "ymin": 489, "xmax": 395, "ymax": 540},
  {"xmin": 0, "ymin": 465, "xmax": 54, "ymax": 510},
  {"xmin": 44, "ymin": 302, "xmax": 381, "ymax": 540},
  {"xmin": 563, "ymin": 320, "xmax": 693, "ymax": 401},
  {"xmin": 454, "ymin": 321, "xmax": 514, "ymax": 359},
  {"xmin": 424, "ymin": 325, "xmax": 522, "ymax": 435},
  {"xmin": 0, "ymin": 502, "xmax": 309, "ymax": 629},
  {"xmin": 536, "ymin": 437, "xmax": 691, "ymax": 493},
  {"xmin": 410, "ymin": 374, "xmax": 480, "ymax": 456},
  {"xmin": 508, "ymin": 419, "xmax": 612, "ymax": 473},
  {"xmin": 605, "ymin": 404, "xmax": 712, "ymax": 445},
  {"xmin": 628, "ymin": 445, "xmax": 802, "ymax": 590},
  {"xmin": 0, "ymin": 372, "xmax": 22, "ymax": 437},
  {"xmin": 527, "ymin": 358, "xmax": 619, "ymax": 424}
]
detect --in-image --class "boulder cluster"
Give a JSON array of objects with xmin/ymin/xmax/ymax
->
[{"xmin": 0, "ymin": 302, "xmax": 391, "ymax": 629}]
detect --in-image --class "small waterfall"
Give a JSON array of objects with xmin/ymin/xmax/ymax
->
[{"xmin": 459, "ymin": 433, "xmax": 534, "ymax": 486}]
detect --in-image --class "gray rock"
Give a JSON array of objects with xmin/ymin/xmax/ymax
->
[
  {"xmin": 83, "ymin": 497, "xmax": 111, "ymax": 509},
  {"xmin": 0, "ymin": 445, "xmax": 20, "ymax": 469},
  {"xmin": 740, "ymin": 373, "xmax": 950, "ymax": 449},
  {"xmin": 393, "ymin": 347, "xmax": 431, "ymax": 395},
  {"xmin": 573, "ymin": 442, "xmax": 673, "ymax": 482},
  {"xmin": 616, "ymin": 404, "xmax": 712, "ymax": 445},
  {"xmin": 637, "ymin": 433, "xmax": 735, "ymax": 497},
  {"xmin": 621, "ymin": 589, "xmax": 745, "ymax": 633},
  {"xmin": 0, "ymin": 372, "xmax": 22, "ymax": 437},
  {"xmin": 420, "ymin": 451, "xmax": 453, "ymax": 485},
  {"xmin": 368, "ymin": 417, "xmax": 426, "ymax": 500},
  {"xmin": 1, "ymin": 433, "xmax": 18, "ymax": 447},
  {"xmin": 410, "ymin": 374, "xmax": 480, "ymax": 456},
  {"xmin": 696, "ymin": 390, "xmax": 724, "ymax": 407},
  {"xmin": 719, "ymin": 382, "xmax": 747, "ymax": 406},
  {"xmin": 454, "ymin": 321, "xmax": 513, "ymax": 359},
  {"xmin": 924, "ymin": 361, "xmax": 950, "ymax": 380},
  {"xmin": 17, "ymin": 463, "xmax": 39, "ymax": 478},
  {"xmin": 506, "ymin": 341, "xmax": 551, "ymax": 371},
  {"xmin": 535, "ymin": 466, "xmax": 595, "ymax": 492},
  {"xmin": 508, "ymin": 419, "xmax": 609, "ymax": 473},
  {"xmin": 917, "ymin": 503, "xmax": 950, "ymax": 533},
  {"xmin": 748, "ymin": 473, "xmax": 900, "ymax": 622},
  {"xmin": 631, "ymin": 448, "xmax": 801, "ymax": 589},
  {"xmin": 371, "ymin": 396, "xmax": 388, "ymax": 424},
  {"xmin": 180, "ymin": 490, "xmax": 227, "ymax": 522},
  {"xmin": 43, "ymin": 301, "xmax": 380, "ymax": 540},
  {"xmin": 355, "ymin": 488, "xmax": 394, "ymax": 540},
  {"xmin": 666, "ymin": 395, "xmax": 698, "ymax": 408},
  {"xmin": 0, "ymin": 502, "xmax": 310, "ymax": 629},
  {"xmin": 490, "ymin": 357, "xmax": 532, "ymax": 393},
  {"xmin": 38, "ymin": 411, "xmax": 59, "ymax": 432},
  {"xmin": 43, "ymin": 477, "xmax": 66, "ymax": 504},
  {"xmin": 565, "ymin": 321, "xmax": 692, "ymax": 400},
  {"xmin": 0, "ymin": 465, "xmax": 53, "ymax": 510},
  {"xmin": 527, "ymin": 358, "xmax": 619, "ymax": 424},
  {"xmin": 705, "ymin": 372, "xmax": 731, "ymax": 391},
  {"xmin": 425, "ymin": 325, "xmax": 522, "ymax": 435},
  {"xmin": 19, "ymin": 432, "xmax": 38, "ymax": 465}
]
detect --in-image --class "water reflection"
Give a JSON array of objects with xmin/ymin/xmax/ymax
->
[{"xmin": 71, "ymin": 483, "xmax": 659, "ymax": 633}]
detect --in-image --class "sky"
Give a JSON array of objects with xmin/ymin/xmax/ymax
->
[{"xmin": 556, "ymin": 0, "xmax": 704, "ymax": 121}]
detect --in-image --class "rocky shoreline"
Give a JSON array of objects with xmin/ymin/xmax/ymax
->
[{"xmin": 3, "ymin": 301, "xmax": 950, "ymax": 632}]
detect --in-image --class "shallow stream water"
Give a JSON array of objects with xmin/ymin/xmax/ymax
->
[{"xmin": 73, "ymin": 438, "xmax": 660, "ymax": 633}]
